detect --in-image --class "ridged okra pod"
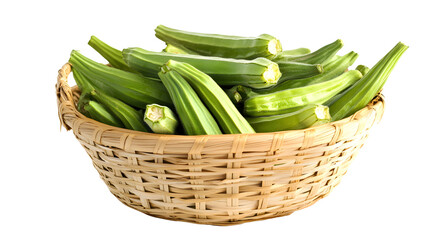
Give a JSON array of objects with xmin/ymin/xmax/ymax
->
[
  {"xmin": 279, "ymin": 47, "xmax": 311, "ymax": 56},
  {"xmin": 256, "ymin": 51, "xmax": 359, "ymax": 94},
  {"xmin": 69, "ymin": 50, "xmax": 172, "ymax": 108},
  {"xmin": 158, "ymin": 66, "xmax": 222, "ymax": 135},
  {"xmin": 162, "ymin": 44, "xmax": 198, "ymax": 55},
  {"xmin": 246, "ymin": 104, "xmax": 331, "ymax": 132},
  {"xmin": 244, "ymin": 70, "xmax": 363, "ymax": 117},
  {"xmin": 123, "ymin": 48, "xmax": 282, "ymax": 89},
  {"xmin": 144, "ymin": 104, "xmax": 179, "ymax": 134},
  {"xmin": 88, "ymin": 36, "xmax": 136, "ymax": 73},
  {"xmin": 356, "ymin": 64, "xmax": 370, "ymax": 76},
  {"xmin": 329, "ymin": 42, "xmax": 408, "ymax": 121},
  {"xmin": 72, "ymin": 69, "xmax": 94, "ymax": 116},
  {"xmin": 84, "ymin": 100, "xmax": 125, "ymax": 128},
  {"xmin": 277, "ymin": 61, "xmax": 323, "ymax": 81},
  {"xmin": 165, "ymin": 60, "xmax": 255, "ymax": 134},
  {"xmin": 90, "ymin": 90, "xmax": 149, "ymax": 132},
  {"xmin": 155, "ymin": 25, "xmax": 282, "ymax": 59},
  {"xmin": 273, "ymin": 39, "xmax": 343, "ymax": 65}
]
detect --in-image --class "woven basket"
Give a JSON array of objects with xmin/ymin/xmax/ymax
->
[{"xmin": 56, "ymin": 63, "xmax": 385, "ymax": 226}]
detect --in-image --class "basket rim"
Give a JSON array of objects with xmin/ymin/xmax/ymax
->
[{"xmin": 57, "ymin": 62, "xmax": 385, "ymax": 139}]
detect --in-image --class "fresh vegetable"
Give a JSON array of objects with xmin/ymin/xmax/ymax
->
[
  {"xmin": 356, "ymin": 64, "xmax": 370, "ymax": 76},
  {"xmin": 72, "ymin": 68, "xmax": 94, "ymax": 93},
  {"xmin": 165, "ymin": 60, "xmax": 255, "ymax": 134},
  {"xmin": 273, "ymin": 39, "xmax": 343, "ymax": 65},
  {"xmin": 244, "ymin": 70, "xmax": 363, "ymax": 116},
  {"xmin": 246, "ymin": 104, "xmax": 331, "ymax": 132},
  {"xmin": 257, "ymin": 51, "xmax": 359, "ymax": 94},
  {"xmin": 280, "ymin": 47, "xmax": 311, "ymax": 56},
  {"xmin": 329, "ymin": 42, "xmax": 408, "ymax": 121},
  {"xmin": 90, "ymin": 90, "xmax": 149, "ymax": 132},
  {"xmin": 144, "ymin": 104, "xmax": 178, "ymax": 134},
  {"xmin": 162, "ymin": 44, "xmax": 198, "ymax": 55},
  {"xmin": 276, "ymin": 61, "xmax": 323, "ymax": 81},
  {"xmin": 158, "ymin": 65, "xmax": 222, "ymax": 135},
  {"xmin": 155, "ymin": 25, "xmax": 282, "ymax": 59},
  {"xmin": 84, "ymin": 100, "xmax": 125, "ymax": 128},
  {"xmin": 69, "ymin": 50, "xmax": 173, "ymax": 108},
  {"xmin": 88, "ymin": 35, "xmax": 137, "ymax": 73},
  {"xmin": 123, "ymin": 48, "xmax": 281, "ymax": 89},
  {"xmin": 225, "ymin": 85, "xmax": 243, "ymax": 106}
]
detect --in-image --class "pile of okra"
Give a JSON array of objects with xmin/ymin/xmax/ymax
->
[{"xmin": 70, "ymin": 25, "xmax": 408, "ymax": 135}]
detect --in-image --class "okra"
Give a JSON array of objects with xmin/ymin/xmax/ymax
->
[
  {"xmin": 72, "ymin": 69, "xmax": 94, "ymax": 116},
  {"xmin": 225, "ymin": 86, "xmax": 243, "ymax": 106},
  {"xmin": 84, "ymin": 100, "xmax": 125, "ymax": 128},
  {"xmin": 244, "ymin": 70, "xmax": 363, "ymax": 116},
  {"xmin": 72, "ymin": 68, "xmax": 94, "ymax": 94},
  {"xmin": 123, "ymin": 48, "xmax": 282, "ymax": 89},
  {"xmin": 90, "ymin": 90, "xmax": 149, "ymax": 132},
  {"xmin": 257, "ymin": 51, "xmax": 359, "ymax": 94},
  {"xmin": 88, "ymin": 35, "xmax": 137, "ymax": 73},
  {"xmin": 246, "ymin": 104, "xmax": 331, "ymax": 132},
  {"xmin": 69, "ymin": 50, "xmax": 173, "ymax": 108},
  {"xmin": 165, "ymin": 60, "xmax": 255, "ymax": 134},
  {"xmin": 155, "ymin": 25, "xmax": 282, "ymax": 59},
  {"xmin": 273, "ymin": 39, "xmax": 343, "ymax": 65},
  {"xmin": 144, "ymin": 104, "xmax": 179, "ymax": 134},
  {"xmin": 280, "ymin": 47, "xmax": 311, "ymax": 56},
  {"xmin": 162, "ymin": 44, "xmax": 198, "ymax": 55},
  {"xmin": 356, "ymin": 64, "xmax": 370, "ymax": 76},
  {"xmin": 277, "ymin": 61, "xmax": 323, "ymax": 81},
  {"xmin": 330, "ymin": 42, "xmax": 408, "ymax": 121},
  {"xmin": 158, "ymin": 66, "xmax": 222, "ymax": 135}
]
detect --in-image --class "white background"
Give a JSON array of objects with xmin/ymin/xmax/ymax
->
[{"xmin": 1, "ymin": 0, "xmax": 428, "ymax": 239}]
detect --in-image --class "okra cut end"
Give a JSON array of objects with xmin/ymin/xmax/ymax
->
[
  {"xmin": 145, "ymin": 104, "xmax": 165, "ymax": 122},
  {"xmin": 315, "ymin": 105, "xmax": 331, "ymax": 121},
  {"xmin": 144, "ymin": 104, "xmax": 179, "ymax": 134},
  {"xmin": 268, "ymin": 38, "xmax": 282, "ymax": 55},
  {"xmin": 263, "ymin": 63, "xmax": 282, "ymax": 85}
]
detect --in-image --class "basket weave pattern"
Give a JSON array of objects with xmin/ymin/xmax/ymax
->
[{"xmin": 56, "ymin": 63, "xmax": 385, "ymax": 225}]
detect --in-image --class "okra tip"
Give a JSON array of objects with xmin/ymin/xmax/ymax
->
[{"xmin": 88, "ymin": 35, "xmax": 100, "ymax": 45}]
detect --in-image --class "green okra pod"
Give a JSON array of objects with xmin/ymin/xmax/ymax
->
[
  {"xmin": 90, "ymin": 90, "xmax": 149, "ymax": 132},
  {"xmin": 277, "ymin": 61, "xmax": 323, "ymax": 81},
  {"xmin": 257, "ymin": 51, "xmax": 359, "ymax": 94},
  {"xmin": 162, "ymin": 44, "xmax": 198, "ymax": 55},
  {"xmin": 69, "ymin": 50, "xmax": 173, "ymax": 108},
  {"xmin": 273, "ymin": 39, "xmax": 343, "ymax": 65},
  {"xmin": 88, "ymin": 36, "xmax": 137, "ymax": 73},
  {"xmin": 330, "ymin": 42, "xmax": 408, "ymax": 121},
  {"xmin": 246, "ymin": 104, "xmax": 331, "ymax": 132},
  {"xmin": 165, "ymin": 60, "xmax": 255, "ymax": 134},
  {"xmin": 244, "ymin": 70, "xmax": 363, "ymax": 117},
  {"xmin": 355, "ymin": 64, "xmax": 370, "ymax": 76},
  {"xmin": 280, "ymin": 47, "xmax": 311, "ymax": 56},
  {"xmin": 158, "ymin": 66, "xmax": 222, "ymax": 135},
  {"xmin": 84, "ymin": 100, "xmax": 125, "ymax": 128},
  {"xmin": 123, "ymin": 48, "xmax": 282, "ymax": 89},
  {"xmin": 155, "ymin": 25, "xmax": 282, "ymax": 59}
]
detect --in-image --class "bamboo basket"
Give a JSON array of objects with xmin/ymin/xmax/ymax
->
[{"xmin": 56, "ymin": 63, "xmax": 385, "ymax": 226}]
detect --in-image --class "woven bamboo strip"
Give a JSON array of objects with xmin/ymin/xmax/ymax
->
[{"xmin": 56, "ymin": 63, "xmax": 385, "ymax": 225}]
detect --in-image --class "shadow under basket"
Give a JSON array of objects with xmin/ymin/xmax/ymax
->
[{"xmin": 56, "ymin": 63, "xmax": 385, "ymax": 226}]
